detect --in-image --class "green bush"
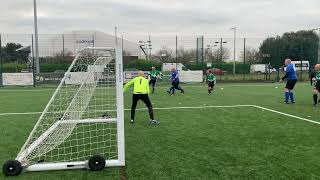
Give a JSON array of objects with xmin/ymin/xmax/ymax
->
[
  {"xmin": 123, "ymin": 60, "xmax": 251, "ymax": 74},
  {"xmin": 1, "ymin": 63, "xmax": 27, "ymax": 73},
  {"xmin": 0, "ymin": 63, "xmax": 71, "ymax": 73},
  {"xmin": 124, "ymin": 59, "xmax": 162, "ymax": 71},
  {"xmin": 185, "ymin": 63, "xmax": 250, "ymax": 74},
  {"xmin": 40, "ymin": 63, "xmax": 70, "ymax": 72}
]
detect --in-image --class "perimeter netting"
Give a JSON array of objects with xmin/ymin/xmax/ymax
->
[{"xmin": 17, "ymin": 48, "xmax": 119, "ymax": 166}]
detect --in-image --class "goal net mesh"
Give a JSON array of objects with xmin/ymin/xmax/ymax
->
[{"xmin": 17, "ymin": 48, "xmax": 118, "ymax": 165}]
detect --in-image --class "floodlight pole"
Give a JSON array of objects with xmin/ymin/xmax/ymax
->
[
  {"xmin": 317, "ymin": 29, "xmax": 320, "ymax": 64},
  {"xmin": 318, "ymin": 29, "xmax": 320, "ymax": 64},
  {"xmin": 148, "ymin": 35, "xmax": 152, "ymax": 61},
  {"xmin": 33, "ymin": 0, "xmax": 40, "ymax": 73},
  {"xmin": 231, "ymin": 27, "xmax": 236, "ymax": 75}
]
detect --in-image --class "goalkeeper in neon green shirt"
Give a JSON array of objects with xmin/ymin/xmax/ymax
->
[
  {"xmin": 124, "ymin": 71, "xmax": 159, "ymax": 125},
  {"xmin": 148, "ymin": 66, "xmax": 162, "ymax": 94},
  {"xmin": 206, "ymin": 70, "xmax": 216, "ymax": 95}
]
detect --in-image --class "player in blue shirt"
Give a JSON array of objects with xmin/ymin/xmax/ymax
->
[
  {"xmin": 167, "ymin": 67, "xmax": 184, "ymax": 96},
  {"xmin": 279, "ymin": 59, "xmax": 297, "ymax": 104}
]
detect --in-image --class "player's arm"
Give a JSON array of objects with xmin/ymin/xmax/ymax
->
[
  {"xmin": 157, "ymin": 71, "xmax": 163, "ymax": 79},
  {"xmin": 168, "ymin": 73, "xmax": 173, "ymax": 81},
  {"xmin": 280, "ymin": 66, "xmax": 291, "ymax": 81},
  {"xmin": 213, "ymin": 76, "xmax": 217, "ymax": 84},
  {"xmin": 203, "ymin": 75, "xmax": 207, "ymax": 84},
  {"xmin": 310, "ymin": 71, "xmax": 316, "ymax": 85},
  {"xmin": 123, "ymin": 78, "xmax": 135, "ymax": 92},
  {"xmin": 281, "ymin": 74, "xmax": 288, "ymax": 81},
  {"xmin": 145, "ymin": 80, "xmax": 151, "ymax": 94},
  {"xmin": 173, "ymin": 73, "xmax": 179, "ymax": 81}
]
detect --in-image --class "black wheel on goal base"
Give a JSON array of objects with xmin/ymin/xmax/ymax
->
[
  {"xmin": 88, "ymin": 155, "xmax": 106, "ymax": 171},
  {"xmin": 2, "ymin": 160, "xmax": 22, "ymax": 176}
]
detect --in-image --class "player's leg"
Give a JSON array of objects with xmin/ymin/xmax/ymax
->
[
  {"xmin": 141, "ymin": 94, "xmax": 159, "ymax": 124},
  {"xmin": 284, "ymin": 80, "xmax": 292, "ymax": 104},
  {"xmin": 313, "ymin": 88, "xmax": 319, "ymax": 106},
  {"xmin": 208, "ymin": 82, "xmax": 213, "ymax": 94},
  {"xmin": 151, "ymin": 80, "xmax": 156, "ymax": 93},
  {"xmin": 175, "ymin": 82, "xmax": 184, "ymax": 94},
  {"xmin": 169, "ymin": 82, "xmax": 176, "ymax": 95},
  {"xmin": 130, "ymin": 94, "xmax": 139, "ymax": 123},
  {"xmin": 288, "ymin": 80, "xmax": 297, "ymax": 103}
]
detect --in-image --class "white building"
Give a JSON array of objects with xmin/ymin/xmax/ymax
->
[{"xmin": 38, "ymin": 30, "xmax": 140, "ymax": 58}]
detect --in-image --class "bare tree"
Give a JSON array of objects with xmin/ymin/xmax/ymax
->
[
  {"xmin": 153, "ymin": 46, "xmax": 174, "ymax": 62},
  {"xmin": 206, "ymin": 47, "xmax": 230, "ymax": 63},
  {"xmin": 240, "ymin": 48, "xmax": 261, "ymax": 64},
  {"xmin": 177, "ymin": 47, "xmax": 196, "ymax": 64}
]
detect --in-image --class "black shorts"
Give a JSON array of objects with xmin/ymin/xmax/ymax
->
[
  {"xmin": 208, "ymin": 81, "xmax": 215, "ymax": 88},
  {"xmin": 314, "ymin": 81, "xmax": 320, "ymax": 92},
  {"xmin": 132, "ymin": 94, "xmax": 152, "ymax": 108},
  {"xmin": 149, "ymin": 79, "xmax": 156, "ymax": 86},
  {"xmin": 172, "ymin": 81, "xmax": 179, "ymax": 88},
  {"xmin": 285, "ymin": 79, "xmax": 297, "ymax": 90}
]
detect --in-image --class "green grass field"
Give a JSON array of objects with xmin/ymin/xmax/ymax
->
[{"xmin": 1, "ymin": 83, "xmax": 320, "ymax": 180}]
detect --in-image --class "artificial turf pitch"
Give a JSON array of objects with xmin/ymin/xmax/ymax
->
[{"xmin": 0, "ymin": 83, "xmax": 320, "ymax": 179}]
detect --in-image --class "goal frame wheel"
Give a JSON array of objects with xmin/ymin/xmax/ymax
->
[
  {"xmin": 88, "ymin": 155, "xmax": 106, "ymax": 171},
  {"xmin": 2, "ymin": 160, "xmax": 23, "ymax": 176}
]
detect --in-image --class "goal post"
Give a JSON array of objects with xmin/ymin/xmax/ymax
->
[{"xmin": 2, "ymin": 46, "xmax": 125, "ymax": 176}]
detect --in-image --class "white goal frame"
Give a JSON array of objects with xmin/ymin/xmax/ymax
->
[{"xmin": 15, "ymin": 46, "xmax": 125, "ymax": 172}]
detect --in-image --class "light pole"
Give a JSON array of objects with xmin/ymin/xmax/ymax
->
[
  {"xmin": 231, "ymin": 27, "xmax": 236, "ymax": 74},
  {"xmin": 139, "ymin": 40, "xmax": 152, "ymax": 60},
  {"xmin": 206, "ymin": 45, "xmax": 211, "ymax": 63},
  {"xmin": 33, "ymin": 0, "xmax": 40, "ymax": 73},
  {"xmin": 214, "ymin": 38, "xmax": 227, "ymax": 65},
  {"xmin": 148, "ymin": 35, "xmax": 152, "ymax": 61},
  {"xmin": 139, "ymin": 41, "xmax": 147, "ymax": 60}
]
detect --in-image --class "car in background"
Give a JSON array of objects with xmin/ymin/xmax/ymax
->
[
  {"xmin": 208, "ymin": 68, "xmax": 227, "ymax": 75},
  {"xmin": 250, "ymin": 64, "xmax": 277, "ymax": 74}
]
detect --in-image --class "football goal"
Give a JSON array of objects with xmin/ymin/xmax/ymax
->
[{"xmin": 2, "ymin": 47, "xmax": 125, "ymax": 176}]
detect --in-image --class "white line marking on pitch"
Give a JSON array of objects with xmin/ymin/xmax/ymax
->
[
  {"xmin": 252, "ymin": 105, "xmax": 320, "ymax": 125},
  {"xmin": 0, "ymin": 104, "xmax": 319, "ymax": 126},
  {"xmin": 0, "ymin": 105, "xmax": 252, "ymax": 116}
]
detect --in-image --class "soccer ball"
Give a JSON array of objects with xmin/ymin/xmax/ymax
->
[{"xmin": 220, "ymin": 88, "xmax": 224, "ymax": 90}]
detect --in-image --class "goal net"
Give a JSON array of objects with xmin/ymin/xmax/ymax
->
[{"xmin": 15, "ymin": 47, "xmax": 124, "ymax": 172}]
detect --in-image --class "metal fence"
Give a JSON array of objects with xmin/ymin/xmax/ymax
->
[{"xmin": 0, "ymin": 31, "xmax": 319, "ymax": 86}]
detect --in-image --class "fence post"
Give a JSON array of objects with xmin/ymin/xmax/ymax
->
[
  {"xmin": 62, "ymin": 34, "xmax": 65, "ymax": 60},
  {"xmin": 32, "ymin": 34, "xmax": 36, "ymax": 87},
  {"xmin": 175, "ymin": 35, "xmax": 178, "ymax": 69},
  {"xmin": 243, "ymin": 38, "xmax": 246, "ymax": 81},
  {"xmin": 0, "ymin": 33, "xmax": 2, "ymax": 87},
  {"xmin": 300, "ymin": 42, "xmax": 303, "ymax": 82}
]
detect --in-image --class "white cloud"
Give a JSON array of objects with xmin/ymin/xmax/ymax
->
[{"xmin": 0, "ymin": 0, "xmax": 319, "ymax": 37}]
